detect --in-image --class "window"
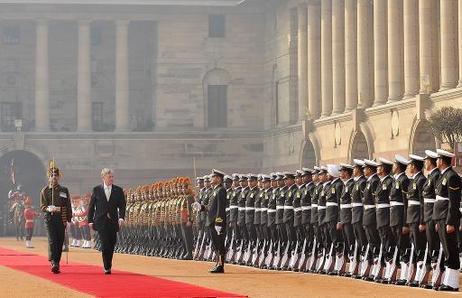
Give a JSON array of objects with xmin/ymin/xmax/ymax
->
[
  {"xmin": 2, "ymin": 25, "xmax": 20, "ymax": 45},
  {"xmin": 1, "ymin": 102, "xmax": 21, "ymax": 131},
  {"xmin": 207, "ymin": 85, "xmax": 227, "ymax": 128},
  {"xmin": 92, "ymin": 102, "xmax": 103, "ymax": 131},
  {"xmin": 209, "ymin": 14, "xmax": 226, "ymax": 38}
]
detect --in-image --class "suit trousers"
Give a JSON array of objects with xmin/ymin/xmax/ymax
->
[
  {"xmin": 436, "ymin": 219, "xmax": 460, "ymax": 270},
  {"xmin": 46, "ymin": 214, "xmax": 65, "ymax": 265},
  {"xmin": 98, "ymin": 221, "xmax": 118, "ymax": 270}
]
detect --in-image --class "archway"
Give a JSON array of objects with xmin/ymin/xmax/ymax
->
[
  {"xmin": 300, "ymin": 140, "xmax": 317, "ymax": 168},
  {"xmin": 411, "ymin": 120, "xmax": 437, "ymax": 156},
  {"xmin": 350, "ymin": 131, "xmax": 370, "ymax": 160},
  {"xmin": 0, "ymin": 150, "xmax": 46, "ymax": 236}
]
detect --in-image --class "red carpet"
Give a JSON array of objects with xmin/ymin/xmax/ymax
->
[{"xmin": 0, "ymin": 247, "xmax": 245, "ymax": 298}]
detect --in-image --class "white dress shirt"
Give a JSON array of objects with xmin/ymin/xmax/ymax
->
[{"xmin": 104, "ymin": 183, "xmax": 112, "ymax": 201}]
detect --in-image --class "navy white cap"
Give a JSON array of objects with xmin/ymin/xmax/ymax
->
[
  {"xmin": 283, "ymin": 172, "xmax": 295, "ymax": 179},
  {"xmin": 295, "ymin": 170, "xmax": 303, "ymax": 177},
  {"xmin": 378, "ymin": 157, "xmax": 394, "ymax": 166},
  {"xmin": 409, "ymin": 154, "xmax": 424, "ymax": 162},
  {"xmin": 339, "ymin": 163, "xmax": 354, "ymax": 171},
  {"xmin": 353, "ymin": 159, "xmax": 365, "ymax": 167},
  {"xmin": 424, "ymin": 150, "xmax": 439, "ymax": 160},
  {"xmin": 262, "ymin": 175, "xmax": 272, "ymax": 181},
  {"xmin": 196, "ymin": 176, "xmax": 205, "ymax": 181},
  {"xmin": 239, "ymin": 175, "xmax": 248, "ymax": 181},
  {"xmin": 395, "ymin": 154, "xmax": 409, "ymax": 165},
  {"xmin": 363, "ymin": 159, "xmax": 378, "ymax": 168},
  {"xmin": 224, "ymin": 175, "xmax": 232, "ymax": 181},
  {"xmin": 301, "ymin": 167, "xmax": 313, "ymax": 175},
  {"xmin": 247, "ymin": 173, "xmax": 258, "ymax": 180},
  {"xmin": 327, "ymin": 164, "xmax": 340, "ymax": 177},
  {"xmin": 437, "ymin": 149, "xmax": 455, "ymax": 158},
  {"xmin": 232, "ymin": 173, "xmax": 240, "ymax": 180},
  {"xmin": 211, "ymin": 169, "xmax": 226, "ymax": 178}
]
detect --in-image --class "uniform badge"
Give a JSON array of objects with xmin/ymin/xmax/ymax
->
[
  {"xmin": 345, "ymin": 187, "xmax": 349, "ymax": 193},
  {"xmin": 355, "ymin": 185, "xmax": 359, "ymax": 191},
  {"xmin": 366, "ymin": 184, "xmax": 370, "ymax": 190},
  {"xmin": 395, "ymin": 183, "xmax": 400, "ymax": 189},
  {"xmin": 442, "ymin": 178, "xmax": 447, "ymax": 186},
  {"xmin": 382, "ymin": 184, "xmax": 387, "ymax": 190},
  {"xmin": 288, "ymin": 191, "xmax": 292, "ymax": 197},
  {"xmin": 331, "ymin": 188, "xmax": 335, "ymax": 194},
  {"xmin": 413, "ymin": 183, "xmax": 417, "ymax": 190},
  {"xmin": 250, "ymin": 194, "xmax": 254, "ymax": 198},
  {"xmin": 297, "ymin": 193, "xmax": 301, "ymax": 199},
  {"xmin": 59, "ymin": 192, "xmax": 67, "ymax": 198}
]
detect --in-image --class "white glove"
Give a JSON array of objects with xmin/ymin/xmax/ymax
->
[
  {"xmin": 118, "ymin": 218, "xmax": 124, "ymax": 228},
  {"xmin": 215, "ymin": 225, "xmax": 222, "ymax": 235},
  {"xmin": 192, "ymin": 202, "xmax": 202, "ymax": 212},
  {"xmin": 46, "ymin": 205, "xmax": 56, "ymax": 212},
  {"xmin": 52, "ymin": 206, "xmax": 61, "ymax": 212}
]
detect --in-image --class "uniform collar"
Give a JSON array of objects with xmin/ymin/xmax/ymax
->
[
  {"xmin": 394, "ymin": 171, "xmax": 405, "ymax": 180},
  {"xmin": 367, "ymin": 173, "xmax": 377, "ymax": 182},
  {"xmin": 354, "ymin": 175, "xmax": 364, "ymax": 182},
  {"xmin": 441, "ymin": 166, "xmax": 451, "ymax": 175}
]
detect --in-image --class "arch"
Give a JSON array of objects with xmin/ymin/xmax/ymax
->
[
  {"xmin": 299, "ymin": 134, "xmax": 319, "ymax": 168},
  {"xmin": 202, "ymin": 68, "xmax": 232, "ymax": 128},
  {"xmin": 0, "ymin": 150, "xmax": 46, "ymax": 236},
  {"xmin": 409, "ymin": 118, "xmax": 437, "ymax": 156},
  {"xmin": 348, "ymin": 129, "xmax": 371, "ymax": 161}
]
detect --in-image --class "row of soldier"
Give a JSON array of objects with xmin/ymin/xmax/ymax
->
[
  {"xmin": 110, "ymin": 177, "xmax": 195, "ymax": 260},
  {"xmin": 192, "ymin": 149, "xmax": 461, "ymax": 292}
]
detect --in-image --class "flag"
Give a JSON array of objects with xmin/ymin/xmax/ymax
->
[{"xmin": 10, "ymin": 159, "xmax": 16, "ymax": 186}]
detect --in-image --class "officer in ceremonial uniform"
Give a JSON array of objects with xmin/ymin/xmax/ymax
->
[
  {"xmin": 245, "ymin": 174, "xmax": 259, "ymax": 249},
  {"xmin": 40, "ymin": 161, "xmax": 72, "ymax": 274},
  {"xmin": 421, "ymin": 150, "xmax": 441, "ymax": 288},
  {"xmin": 266, "ymin": 173, "xmax": 278, "ymax": 259},
  {"xmin": 283, "ymin": 172, "xmax": 298, "ymax": 253},
  {"xmin": 405, "ymin": 154, "xmax": 427, "ymax": 287},
  {"xmin": 350, "ymin": 159, "xmax": 367, "ymax": 278},
  {"xmin": 194, "ymin": 169, "xmax": 227, "ymax": 273},
  {"xmin": 224, "ymin": 175, "xmax": 233, "ymax": 246},
  {"xmin": 238, "ymin": 175, "xmax": 250, "ymax": 247},
  {"xmin": 338, "ymin": 164, "xmax": 355, "ymax": 275},
  {"xmin": 389, "ymin": 155, "xmax": 411, "ymax": 285},
  {"xmin": 300, "ymin": 168, "xmax": 314, "ymax": 256},
  {"xmin": 433, "ymin": 149, "xmax": 461, "ymax": 291}
]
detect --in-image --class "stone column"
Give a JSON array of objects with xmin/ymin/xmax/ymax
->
[
  {"xmin": 297, "ymin": 3, "xmax": 308, "ymax": 120},
  {"xmin": 115, "ymin": 20, "xmax": 130, "ymax": 131},
  {"xmin": 373, "ymin": 0, "xmax": 388, "ymax": 106},
  {"xmin": 332, "ymin": 0, "xmax": 345, "ymax": 114},
  {"xmin": 77, "ymin": 20, "xmax": 92, "ymax": 131},
  {"xmin": 35, "ymin": 19, "xmax": 49, "ymax": 131},
  {"xmin": 321, "ymin": 0, "xmax": 332, "ymax": 117},
  {"xmin": 388, "ymin": 0, "xmax": 404, "ymax": 102},
  {"xmin": 440, "ymin": 0, "xmax": 458, "ymax": 90},
  {"xmin": 403, "ymin": 0, "xmax": 419, "ymax": 97},
  {"xmin": 308, "ymin": 1, "xmax": 321, "ymax": 119},
  {"xmin": 458, "ymin": 0, "xmax": 462, "ymax": 86},
  {"xmin": 345, "ymin": 0, "xmax": 357, "ymax": 111},
  {"xmin": 419, "ymin": 0, "xmax": 439, "ymax": 93},
  {"xmin": 357, "ymin": 0, "xmax": 373, "ymax": 108}
]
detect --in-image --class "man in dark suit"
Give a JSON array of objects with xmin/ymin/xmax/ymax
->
[
  {"xmin": 88, "ymin": 168, "xmax": 126, "ymax": 274},
  {"xmin": 193, "ymin": 169, "xmax": 227, "ymax": 273}
]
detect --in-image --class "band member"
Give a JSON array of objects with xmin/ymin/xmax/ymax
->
[
  {"xmin": 433, "ymin": 149, "xmax": 461, "ymax": 291},
  {"xmin": 88, "ymin": 168, "xmax": 127, "ymax": 274},
  {"xmin": 40, "ymin": 161, "xmax": 72, "ymax": 274},
  {"xmin": 194, "ymin": 169, "xmax": 227, "ymax": 273},
  {"xmin": 24, "ymin": 196, "xmax": 37, "ymax": 248}
]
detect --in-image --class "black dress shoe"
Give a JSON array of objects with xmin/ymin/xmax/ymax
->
[
  {"xmin": 438, "ymin": 285, "xmax": 459, "ymax": 292},
  {"xmin": 51, "ymin": 265, "xmax": 60, "ymax": 274},
  {"xmin": 104, "ymin": 270, "xmax": 112, "ymax": 275},
  {"xmin": 395, "ymin": 279, "xmax": 406, "ymax": 286},
  {"xmin": 210, "ymin": 265, "xmax": 224, "ymax": 273}
]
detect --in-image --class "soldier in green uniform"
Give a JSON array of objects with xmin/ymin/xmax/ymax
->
[{"xmin": 40, "ymin": 161, "xmax": 72, "ymax": 274}]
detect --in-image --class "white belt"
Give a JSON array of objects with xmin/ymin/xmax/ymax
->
[
  {"xmin": 225, "ymin": 208, "xmax": 230, "ymax": 212},
  {"xmin": 229, "ymin": 205, "xmax": 238, "ymax": 209},
  {"xmin": 294, "ymin": 207, "xmax": 302, "ymax": 212},
  {"xmin": 267, "ymin": 209, "xmax": 276, "ymax": 213},
  {"xmin": 340, "ymin": 204, "xmax": 352, "ymax": 209},
  {"xmin": 318, "ymin": 206, "xmax": 327, "ymax": 210},
  {"xmin": 326, "ymin": 202, "xmax": 338, "ymax": 207},
  {"xmin": 311, "ymin": 204, "xmax": 319, "ymax": 208},
  {"xmin": 255, "ymin": 208, "xmax": 261, "ymax": 212},
  {"xmin": 376, "ymin": 203, "xmax": 390, "ymax": 209},
  {"xmin": 238, "ymin": 207, "xmax": 245, "ymax": 211},
  {"xmin": 364, "ymin": 205, "xmax": 375, "ymax": 210},
  {"xmin": 284, "ymin": 206, "xmax": 294, "ymax": 210},
  {"xmin": 276, "ymin": 206, "xmax": 284, "ymax": 210},
  {"xmin": 246, "ymin": 207, "xmax": 255, "ymax": 211},
  {"xmin": 352, "ymin": 203, "xmax": 363, "ymax": 208},
  {"xmin": 302, "ymin": 206, "xmax": 312, "ymax": 211},
  {"xmin": 460, "ymin": 207, "xmax": 462, "ymax": 213},
  {"xmin": 436, "ymin": 195, "xmax": 449, "ymax": 201},
  {"xmin": 424, "ymin": 198, "xmax": 435, "ymax": 204},
  {"xmin": 260, "ymin": 208, "xmax": 268, "ymax": 212},
  {"xmin": 390, "ymin": 201, "xmax": 404, "ymax": 207},
  {"xmin": 408, "ymin": 200, "xmax": 421, "ymax": 206}
]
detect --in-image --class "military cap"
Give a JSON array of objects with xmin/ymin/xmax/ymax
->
[
  {"xmin": 436, "ymin": 149, "xmax": 455, "ymax": 158},
  {"xmin": 424, "ymin": 150, "xmax": 438, "ymax": 160},
  {"xmin": 239, "ymin": 175, "xmax": 248, "ymax": 181},
  {"xmin": 353, "ymin": 159, "xmax": 365, "ymax": 167},
  {"xmin": 247, "ymin": 173, "xmax": 258, "ymax": 180},
  {"xmin": 224, "ymin": 175, "xmax": 233, "ymax": 182},
  {"xmin": 339, "ymin": 163, "xmax": 354, "ymax": 171},
  {"xmin": 262, "ymin": 175, "xmax": 272, "ymax": 181},
  {"xmin": 394, "ymin": 155, "xmax": 410, "ymax": 166},
  {"xmin": 363, "ymin": 159, "xmax": 379, "ymax": 168},
  {"xmin": 327, "ymin": 164, "xmax": 340, "ymax": 177},
  {"xmin": 283, "ymin": 172, "xmax": 295, "ymax": 179}
]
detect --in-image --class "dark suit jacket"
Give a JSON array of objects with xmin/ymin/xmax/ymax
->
[
  {"xmin": 88, "ymin": 184, "xmax": 126, "ymax": 232},
  {"xmin": 206, "ymin": 184, "xmax": 227, "ymax": 228}
]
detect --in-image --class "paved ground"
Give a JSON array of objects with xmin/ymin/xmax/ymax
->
[{"xmin": 0, "ymin": 237, "xmax": 459, "ymax": 297}]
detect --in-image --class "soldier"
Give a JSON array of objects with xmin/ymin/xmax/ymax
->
[
  {"xmin": 433, "ymin": 149, "xmax": 461, "ymax": 291},
  {"xmin": 244, "ymin": 174, "xmax": 259, "ymax": 264},
  {"xmin": 282, "ymin": 173, "xmax": 297, "ymax": 264},
  {"xmin": 337, "ymin": 164, "xmax": 355, "ymax": 276},
  {"xmin": 227, "ymin": 174, "xmax": 241, "ymax": 261},
  {"xmin": 318, "ymin": 167, "xmax": 331, "ymax": 273},
  {"xmin": 298, "ymin": 168, "xmax": 314, "ymax": 272},
  {"xmin": 224, "ymin": 175, "xmax": 233, "ymax": 252},
  {"xmin": 24, "ymin": 196, "xmax": 37, "ymax": 248},
  {"xmin": 265, "ymin": 173, "xmax": 278, "ymax": 268},
  {"xmin": 388, "ymin": 155, "xmax": 411, "ymax": 285},
  {"xmin": 292, "ymin": 170, "xmax": 305, "ymax": 269},
  {"xmin": 193, "ymin": 169, "xmax": 227, "ymax": 273},
  {"xmin": 350, "ymin": 159, "xmax": 367, "ymax": 278},
  {"xmin": 40, "ymin": 161, "xmax": 72, "ymax": 274},
  {"xmin": 309, "ymin": 167, "xmax": 322, "ymax": 272},
  {"xmin": 237, "ymin": 175, "xmax": 249, "ymax": 263},
  {"xmin": 420, "ymin": 150, "xmax": 441, "ymax": 288},
  {"xmin": 361, "ymin": 159, "xmax": 380, "ymax": 280},
  {"xmin": 405, "ymin": 154, "xmax": 427, "ymax": 287}
]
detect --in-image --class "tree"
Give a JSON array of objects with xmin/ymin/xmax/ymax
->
[{"xmin": 428, "ymin": 106, "xmax": 462, "ymax": 150}]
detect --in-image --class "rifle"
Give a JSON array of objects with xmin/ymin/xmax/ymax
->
[
  {"xmin": 264, "ymin": 239, "xmax": 274, "ymax": 269},
  {"xmin": 258, "ymin": 239, "xmax": 267, "ymax": 268},
  {"xmin": 234, "ymin": 239, "xmax": 244, "ymax": 264},
  {"xmin": 225, "ymin": 229, "xmax": 235, "ymax": 262},
  {"xmin": 297, "ymin": 238, "xmax": 308, "ymax": 272},
  {"xmin": 359, "ymin": 243, "xmax": 371, "ymax": 278},
  {"xmin": 271, "ymin": 240, "xmax": 281, "ymax": 269},
  {"xmin": 279, "ymin": 241, "xmax": 291, "ymax": 270},
  {"xmin": 250, "ymin": 239, "xmax": 260, "ymax": 266},
  {"xmin": 197, "ymin": 232, "xmax": 207, "ymax": 260},
  {"xmin": 289, "ymin": 239, "xmax": 300, "ymax": 270},
  {"xmin": 322, "ymin": 243, "xmax": 334, "ymax": 273},
  {"xmin": 406, "ymin": 243, "xmax": 416, "ymax": 284},
  {"xmin": 242, "ymin": 241, "xmax": 252, "ymax": 265},
  {"xmin": 333, "ymin": 243, "xmax": 346, "ymax": 275},
  {"xmin": 306, "ymin": 237, "xmax": 317, "ymax": 272},
  {"xmin": 383, "ymin": 245, "xmax": 398, "ymax": 283},
  {"xmin": 430, "ymin": 244, "xmax": 444, "ymax": 288},
  {"xmin": 346, "ymin": 241, "xmax": 359, "ymax": 277},
  {"xmin": 411, "ymin": 243, "xmax": 428, "ymax": 286},
  {"xmin": 371, "ymin": 244, "xmax": 384, "ymax": 281}
]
